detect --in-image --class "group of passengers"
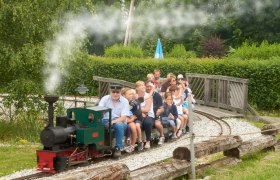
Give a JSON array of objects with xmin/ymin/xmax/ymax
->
[{"xmin": 98, "ymin": 69, "xmax": 195, "ymax": 157}]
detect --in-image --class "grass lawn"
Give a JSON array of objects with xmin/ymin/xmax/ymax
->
[
  {"xmin": 198, "ymin": 150, "xmax": 280, "ymax": 180},
  {"xmin": 0, "ymin": 144, "xmax": 41, "ymax": 177}
]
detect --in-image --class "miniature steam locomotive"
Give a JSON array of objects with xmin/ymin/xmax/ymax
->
[{"xmin": 36, "ymin": 95, "xmax": 172, "ymax": 173}]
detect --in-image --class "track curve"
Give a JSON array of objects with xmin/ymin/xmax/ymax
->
[{"xmin": 194, "ymin": 110, "xmax": 232, "ymax": 136}]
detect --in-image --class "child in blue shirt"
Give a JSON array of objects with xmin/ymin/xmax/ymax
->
[{"xmin": 161, "ymin": 92, "xmax": 178, "ymax": 138}]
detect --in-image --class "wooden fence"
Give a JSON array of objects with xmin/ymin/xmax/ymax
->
[
  {"xmin": 92, "ymin": 76, "xmax": 135, "ymax": 98},
  {"xmin": 93, "ymin": 74, "xmax": 252, "ymax": 115},
  {"xmin": 185, "ymin": 73, "xmax": 249, "ymax": 113},
  {"xmin": 0, "ymin": 95, "xmax": 99, "ymax": 121}
]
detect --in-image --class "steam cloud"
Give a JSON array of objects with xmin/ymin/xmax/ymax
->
[{"xmin": 44, "ymin": 0, "xmax": 270, "ymax": 94}]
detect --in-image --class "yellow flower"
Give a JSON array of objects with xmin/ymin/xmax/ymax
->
[{"xmin": 18, "ymin": 139, "xmax": 28, "ymax": 144}]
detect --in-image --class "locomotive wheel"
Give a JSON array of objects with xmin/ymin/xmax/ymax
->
[{"xmin": 54, "ymin": 156, "xmax": 69, "ymax": 171}]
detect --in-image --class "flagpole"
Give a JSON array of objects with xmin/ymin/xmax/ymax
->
[{"xmin": 124, "ymin": 0, "xmax": 135, "ymax": 46}]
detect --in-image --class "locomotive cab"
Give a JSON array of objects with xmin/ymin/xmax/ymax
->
[{"xmin": 66, "ymin": 106, "xmax": 112, "ymax": 150}]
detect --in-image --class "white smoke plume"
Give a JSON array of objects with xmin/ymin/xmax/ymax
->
[{"xmin": 44, "ymin": 0, "xmax": 271, "ymax": 94}]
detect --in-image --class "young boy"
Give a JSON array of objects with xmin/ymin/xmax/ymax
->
[{"xmin": 161, "ymin": 92, "xmax": 178, "ymax": 138}]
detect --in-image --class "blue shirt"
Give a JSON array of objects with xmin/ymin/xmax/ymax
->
[
  {"xmin": 130, "ymin": 104, "xmax": 138, "ymax": 116},
  {"xmin": 162, "ymin": 102, "xmax": 178, "ymax": 120},
  {"xmin": 98, "ymin": 95, "xmax": 130, "ymax": 121},
  {"xmin": 152, "ymin": 91, "xmax": 163, "ymax": 114}
]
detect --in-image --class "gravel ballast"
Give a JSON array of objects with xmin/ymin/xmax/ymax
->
[{"xmin": 0, "ymin": 117, "xmax": 263, "ymax": 180}]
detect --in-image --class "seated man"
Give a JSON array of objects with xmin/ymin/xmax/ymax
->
[{"xmin": 98, "ymin": 83, "xmax": 130, "ymax": 158}]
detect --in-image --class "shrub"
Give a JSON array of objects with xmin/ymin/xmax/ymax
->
[
  {"xmin": 200, "ymin": 35, "xmax": 226, "ymax": 58},
  {"xmin": 228, "ymin": 41, "xmax": 280, "ymax": 60},
  {"xmin": 2, "ymin": 78, "xmax": 47, "ymax": 121},
  {"xmin": 139, "ymin": 38, "xmax": 175, "ymax": 57},
  {"xmin": 104, "ymin": 44, "xmax": 143, "ymax": 58},
  {"xmin": 167, "ymin": 44, "xmax": 196, "ymax": 59},
  {"xmin": 0, "ymin": 111, "xmax": 45, "ymax": 142},
  {"xmin": 72, "ymin": 56, "xmax": 279, "ymax": 111}
]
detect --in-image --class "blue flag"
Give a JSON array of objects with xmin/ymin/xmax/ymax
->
[{"xmin": 154, "ymin": 39, "xmax": 163, "ymax": 59}]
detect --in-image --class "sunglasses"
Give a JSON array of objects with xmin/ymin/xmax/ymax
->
[{"xmin": 111, "ymin": 90, "xmax": 120, "ymax": 94}]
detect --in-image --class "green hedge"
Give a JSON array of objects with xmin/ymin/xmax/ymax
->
[
  {"xmin": 166, "ymin": 44, "xmax": 196, "ymax": 59},
  {"xmin": 228, "ymin": 41, "xmax": 280, "ymax": 60},
  {"xmin": 2, "ymin": 53, "xmax": 278, "ymax": 111},
  {"xmin": 64, "ymin": 56, "xmax": 280, "ymax": 111}
]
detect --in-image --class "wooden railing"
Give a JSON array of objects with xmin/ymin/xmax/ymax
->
[
  {"xmin": 92, "ymin": 74, "xmax": 256, "ymax": 117},
  {"xmin": 0, "ymin": 95, "xmax": 99, "ymax": 121},
  {"xmin": 92, "ymin": 76, "xmax": 135, "ymax": 98},
  {"xmin": 185, "ymin": 73, "xmax": 249, "ymax": 113}
]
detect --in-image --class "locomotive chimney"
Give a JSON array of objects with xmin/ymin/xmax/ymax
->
[{"xmin": 44, "ymin": 95, "xmax": 59, "ymax": 128}]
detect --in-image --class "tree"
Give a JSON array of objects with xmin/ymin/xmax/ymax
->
[
  {"xmin": 0, "ymin": 0, "xmax": 96, "ymax": 110},
  {"xmin": 200, "ymin": 35, "xmax": 225, "ymax": 58}
]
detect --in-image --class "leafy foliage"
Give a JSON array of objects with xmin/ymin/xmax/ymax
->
[
  {"xmin": 0, "ymin": 111, "xmax": 45, "ymax": 142},
  {"xmin": 189, "ymin": 0, "xmax": 280, "ymax": 48},
  {"xmin": 2, "ymin": 79, "xmax": 47, "ymax": 121},
  {"xmin": 65, "ymin": 56, "xmax": 279, "ymax": 111},
  {"xmin": 167, "ymin": 44, "xmax": 196, "ymax": 59},
  {"xmin": 228, "ymin": 41, "xmax": 280, "ymax": 60},
  {"xmin": 200, "ymin": 35, "xmax": 226, "ymax": 58},
  {"xmin": 0, "ymin": 0, "xmax": 95, "ymax": 114},
  {"xmin": 104, "ymin": 44, "xmax": 144, "ymax": 58}
]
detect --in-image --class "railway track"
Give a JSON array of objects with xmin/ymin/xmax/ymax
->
[
  {"xmin": 12, "ymin": 172, "xmax": 50, "ymax": 180},
  {"xmin": 9, "ymin": 139, "xmax": 179, "ymax": 180},
  {"xmin": 194, "ymin": 110, "xmax": 232, "ymax": 136},
  {"xmin": 9, "ymin": 111, "xmax": 232, "ymax": 180},
  {"xmin": 10, "ymin": 159, "xmax": 104, "ymax": 180}
]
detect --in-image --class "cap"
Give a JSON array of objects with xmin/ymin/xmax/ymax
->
[
  {"xmin": 177, "ymin": 74, "xmax": 184, "ymax": 79},
  {"xmin": 109, "ymin": 83, "xmax": 122, "ymax": 90}
]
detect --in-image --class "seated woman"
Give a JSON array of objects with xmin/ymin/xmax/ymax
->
[{"xmin": 161, "ymin": 92, "xmax": 179, "ymax": 138}]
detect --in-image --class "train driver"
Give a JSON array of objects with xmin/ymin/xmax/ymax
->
[{"xmin": 98, "ymin": 83, "xmax": 130, "ymax": 158}]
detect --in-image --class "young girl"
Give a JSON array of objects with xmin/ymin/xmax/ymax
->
[
  {"xmin": 161, "ymin": 92, "xmax": 178, "ymax": 139},
  {"xmin": 169, "ymin": 85, "xmax": 187, "ymax": 137},
  {"xmin": 121, "ymin": 88, "xmax": 138, "ymax": 153}
]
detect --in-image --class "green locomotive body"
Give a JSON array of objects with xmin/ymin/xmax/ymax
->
[
  {"xmin": 37, "ymin": 105, "xmax": 115, "ymax": 173},
  {"xmin": 66, "ymin": 106, "xmax": 113, "ymax": 150}
]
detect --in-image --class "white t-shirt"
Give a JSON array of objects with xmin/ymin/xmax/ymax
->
[
  {"xmin": 140, "ymin": 92, "xmax": 155, "ymax": 118},
  {"xmin": 173, "ymin": 96, "xmax": 183, "ymax": 115}
]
